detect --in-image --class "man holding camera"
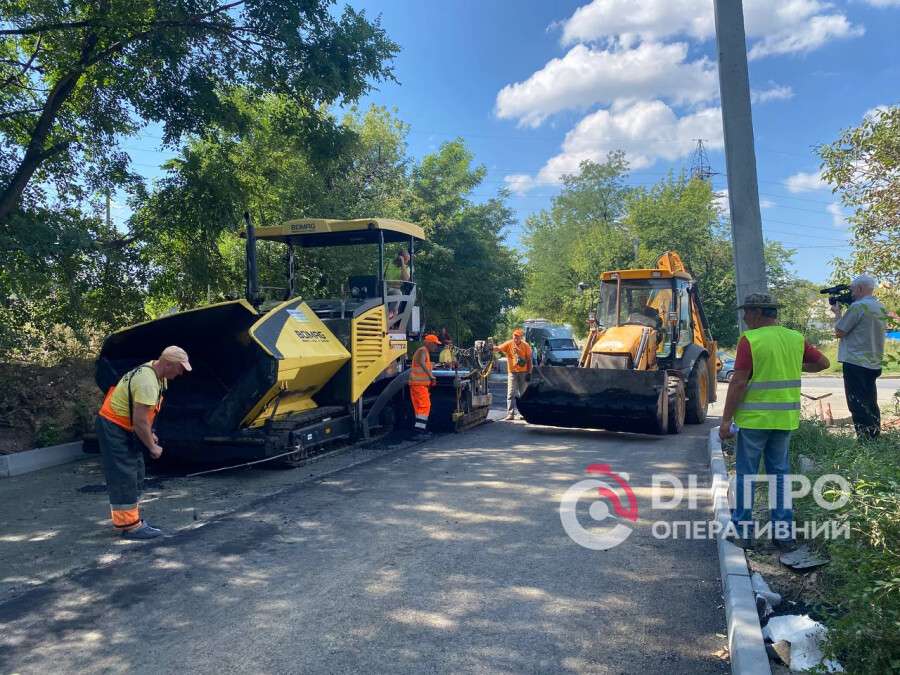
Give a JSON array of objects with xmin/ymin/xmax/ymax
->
[{"xmin": 832, "ymin": 274, "xmax": 887, "ymax": 440}]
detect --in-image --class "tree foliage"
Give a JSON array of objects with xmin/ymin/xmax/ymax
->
[
  {"xmin": 405, "ymin": 140, "xmax": 523, "ymax": 342},
  {"xmin": 0, "ymin": 0, "xmax": 398, "ymax": 222},
  {"xmin": 130, "ymin": 105, "xmax": 521, "ymax": 344},
  {"xmin": 819, "ymin": 105, "xmax": 899, "ymax": 287},
  {"xmin": 0, "ymin": 0, "xmax": 398, "ymax": 358},
  {"xmin": 522, "ymin": 161, "xmax": 823, "ymax": 347},
  {"xmin": 521, "ymin": 153, "xmax": 633, "ymax": 334}
]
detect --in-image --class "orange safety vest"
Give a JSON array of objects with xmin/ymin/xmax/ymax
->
[
  {"xmin": 409, "ymin": 346, "xmax": 433, "ymax": 386},
  {"xmin": 97, "ymin": 366, "xmax": 164, "ymax": 432}
]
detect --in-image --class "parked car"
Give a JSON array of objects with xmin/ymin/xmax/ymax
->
[
  {"xmin": 717, "ymin": 350, "xmax": 735, "ymax": 382},
  {"xmin": 524, "ymin": 320, "xmax": 581, "ymax": 366}
]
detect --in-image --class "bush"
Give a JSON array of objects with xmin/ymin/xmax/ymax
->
[{"xmin": 790, "ymin": 422, "xmax": 900, "ymax": 673}]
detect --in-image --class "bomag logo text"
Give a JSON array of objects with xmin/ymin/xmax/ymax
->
[
  {"xmin": 294, "ymin": 330, "xmax": 329, "ymax": 342},
  {"xmin": 290, "ymin": 223, "xmax": 316, "ymax": 232}
]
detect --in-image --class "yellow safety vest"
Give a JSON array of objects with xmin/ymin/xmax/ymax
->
[{"xmin": 734, "ymin": 325, "xmax": 804, "ymax": 431}]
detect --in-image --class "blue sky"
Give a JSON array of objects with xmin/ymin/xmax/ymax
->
[{"xmin": 123, "ymin": 0, "xmax": 900, "ymax": 283}]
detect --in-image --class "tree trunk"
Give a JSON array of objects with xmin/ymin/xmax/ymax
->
[{"xmin": 0, "ymin": 30, "xmax": 98, "ymax": 223}]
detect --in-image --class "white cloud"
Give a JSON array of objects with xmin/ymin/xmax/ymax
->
[
  {"xmin": 751, "ymin": 84, "xmax": 794, "ymax": 104},
  {"xmin": 827, "ymin": 202, "xmax": 847, "ymax": 227},
  {"xmin": 494, "ymin": 41, "xmax": 718, "ymax": 127},
  {"xmin": 558, "ymin": 0, "xmax": 864, "ymax": 60},
  {"xmin": 760, "ymin": 198, "xmax": 776, "ymax": 209},
  {"xmin": 785, "ymin": 170, "xmax": 827, "ymax": 192},
  {"xmin": 864, "ymin": 105, "xmax": 890, "ymax": 120},
  {"xmin": 505, "ymin": 100, "xmax": 723, "ymax": 193},
  {"xmin": 747, "ymin": 14, "xmax": 864, "ymax": 59},
  {"xmin": 715, "ymin": 189, "xmax": 729, "ymax": 213},
  {"xmin": 561, "ymin": 0, "xmax": 714, "ymax": 44},
  {"xmin": 503, "ymin": 174, "xmax": 538, "ymax": 195}
]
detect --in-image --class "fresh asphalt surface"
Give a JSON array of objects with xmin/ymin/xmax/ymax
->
[{"xmin": 1, "ymin": 385, "xmax": 727, "ymax": 674}]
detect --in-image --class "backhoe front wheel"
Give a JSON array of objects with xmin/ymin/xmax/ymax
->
[
  {"xmin": 685, "ymin": 356, "xmax": 710, "ymax": 424},
  {"xmin": 650, "ymin": 384, "xmax": 669, "ymax": 435},
  {"xmin": 667, "ymin": 377, "xmax": 685, "ymax": 434}
]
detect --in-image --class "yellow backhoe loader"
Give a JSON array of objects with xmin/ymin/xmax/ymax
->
[
  {"xmin": 94, "ymin": 217, "xmax": 492, "ymax": 465},
  {"xmin": 517, "ymin": 252, "xmax": 718, "ymax": 434}
]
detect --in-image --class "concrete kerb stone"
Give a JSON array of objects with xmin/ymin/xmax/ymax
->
[
  {"xmin": 0, "ymin": 441, "xmax": 86, "ymax": 478},
  {"xmin": 708, "ymin": 427, "xmax": 771, "ymax": 675}
]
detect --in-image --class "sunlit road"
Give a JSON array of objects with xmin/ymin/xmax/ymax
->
[{"xmin": 0, "ymin": 413, "xmax": 727, "ymax": 674}]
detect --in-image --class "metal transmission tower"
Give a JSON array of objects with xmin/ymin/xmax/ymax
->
[
  {"xmin": 714, "ymin": 0, "xmax": 768, "ymax": 330},
  {"xmin": 689, "ymin": 139, "xmax": 716, "ymax": 182}
]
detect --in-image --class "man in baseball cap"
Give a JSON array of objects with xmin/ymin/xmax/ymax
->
[
  {"xmin": 494, "ymin": 328, "xmax": 533, "ymax": 420},
  {"xmin": 96, "ymin": 346, "xmax": 191, "ymax": 540},
  {"xmin": 720, "ymin": 293, "xmax": 829, "ymax": 550},
  {"xmin": 160, "ymin": 345, "xmax": 192, "ymax": 371},
  {"xmin": 409, "ymin": 334, "xmax": 441, "ymax": 435}
]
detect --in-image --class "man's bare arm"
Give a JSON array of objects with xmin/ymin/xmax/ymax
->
[
  {"xmin": 416, "ymin": 348, "xmax": 435, "ymax": 381},
  {"xmin": 803, "ymin": 353, "xmax": 830, "ymax": 373},
  {"xmin": 132, "ymin": 403, "xmax": 163, "ymax": 459}
]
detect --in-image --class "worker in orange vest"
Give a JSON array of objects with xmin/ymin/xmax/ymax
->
[
  {"xmin": 96, "ymin": 346, "xmax": 191, "ymax": 540},
  {"xmin": 409, "ymin": 334, "xmax": 440, "ymax": 434},
  {"xmin": 495, "ymin": 328, "xmax": 533, "ymax": 420}
]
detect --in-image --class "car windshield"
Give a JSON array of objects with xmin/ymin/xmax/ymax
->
[
  {"xmin": 597, "ymin": 279, "xmax": 674, "ymax": 328},
  {"xmin": 547, "ymin": 338, "xmax": 577, "ymax": 350}
]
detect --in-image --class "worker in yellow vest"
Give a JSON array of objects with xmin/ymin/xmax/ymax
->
[
  {"xmin": 409, "ymin": 334, "xmax": 440, "ymax": 435},
  {"xmin": 96, "ymin": 346, "xmax": 191, "ymax": 540},
  {"xmin": 719, "ymin": 294, "xmax": 829, "ymax": 550}
]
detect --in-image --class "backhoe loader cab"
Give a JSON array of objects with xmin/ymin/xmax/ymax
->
[
  {"xmin": 517, "ymin": 252, "xmax": 718, "ymax": 435},
  {"xmin": 95, "ymin": 217, "xmax": 491, "ymax": 465}
]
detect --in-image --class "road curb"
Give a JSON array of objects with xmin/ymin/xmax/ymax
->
[
  {"xmin": 708, "ymin": 427, "xmax": 771, "ymax": 675},
  {"xmin": 0, "ymin": 441, "xmax": 86, "ymax": 478}
]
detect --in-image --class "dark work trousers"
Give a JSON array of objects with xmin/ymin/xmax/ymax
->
[
  {"xmin": 96, "ymin": 416, "xmax": 145, "ymax": 529},
  {"xmin": 842, "ymin": 362, "xmax": 882, "ymax": 440}
]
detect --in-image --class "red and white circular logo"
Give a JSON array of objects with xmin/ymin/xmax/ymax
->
[{"xmin": 560, "ymin": 464, "xmax": 638, "ymax": 550}]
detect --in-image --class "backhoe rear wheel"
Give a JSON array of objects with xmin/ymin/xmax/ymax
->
[
  {"xmin": 685, "ymin": 356, "xmax": 710, "ymax": 424},
  {"xmin": 667, "ymin": 377, "xmax": 686, "ymax": 434}
]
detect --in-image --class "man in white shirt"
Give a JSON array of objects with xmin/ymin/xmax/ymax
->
[{"xmin": 832, "ymin": 274, "xmax": 887, "ymax": 440}]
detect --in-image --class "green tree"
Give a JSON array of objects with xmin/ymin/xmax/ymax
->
[
  {"xmin": 131, "ymin": 100, "xmax": 411, "ymax": 313},
  {"xmin": 521, "ymin": 153, "xmax": 633, "ymax": 334},
  {"xmin": 406, "ymin": 140, "xmax": 523, "ymax": 343},
  {"xmin": 132, "ymin": 113, "xmax": 521, "ymax": 343},
  {"xmin": 819, "ymin": 106, "xmax": 899, "ymax": 287},
  {"xmin": 0, "ymin": 0, "xmax": 397, "ymax": 223}
]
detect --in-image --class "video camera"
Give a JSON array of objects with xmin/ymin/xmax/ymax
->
[{"xmin": 820, "ymin": 283, "xmax": 853, "ymax": 306}]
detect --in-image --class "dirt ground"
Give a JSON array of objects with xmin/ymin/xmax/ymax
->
[{"xmin": 0, "ymin": 359, "xmax": 100, "ymax": 454}]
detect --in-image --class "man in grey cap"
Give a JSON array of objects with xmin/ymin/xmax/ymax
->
[
  {"xmin": 832, "ymin": 274, "xmax": 887, "ymax": 440},
  {"xmin": 719, "ymin": 293, "xmax": 830, "ymax": 549}
]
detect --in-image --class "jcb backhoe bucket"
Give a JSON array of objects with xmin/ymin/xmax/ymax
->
[{"xmin": 517, "ymin": 366, "xmax": 667, "ymax": 434}]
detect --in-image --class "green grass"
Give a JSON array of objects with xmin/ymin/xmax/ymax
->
[
  {"xmin": 790, "ymin": 422, "xmax": 900, "ymax": 673},
  {"xmin": 812, "ymin": 339, "xmax": 900, "ymax": 376}
]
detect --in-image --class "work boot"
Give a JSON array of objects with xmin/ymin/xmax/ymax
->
[
  {"xmin": 122, "ymin": 523, "xmax": 163, "ymax": 540},
  {"xmin": 504, "ymin": 413, "xmax": 516, "ymax": 421}
]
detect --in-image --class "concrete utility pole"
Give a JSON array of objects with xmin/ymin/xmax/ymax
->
[{"xmin": 714, "ymin": 0, "xmax": 767, "ymax": 327}]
